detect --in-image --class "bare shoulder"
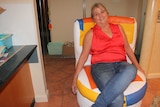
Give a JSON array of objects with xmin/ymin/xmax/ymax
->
[
  {"xmin": 84, "ymin": 29, "xmax": 93, "ymax": 39},
  {"xmin": 83, "ymin": 29, "xmax": 93, "ymax": 46}
]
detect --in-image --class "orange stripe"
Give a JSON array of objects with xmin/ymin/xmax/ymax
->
[
  {"xmin": 108, "ymin": 16, "xmax": 135, "ymax": 24},
  {"xmin": 83, "ymin": 17, "xmax": 93, "ymax": 23},
  {"xmin": 84, "ymin": 66, "xmax": 97, "ymax": 89},
  {"xmin": 133, "ymin": 74, "xmax": 143, "ymax": 81},
  {"xmin": 82, "ymin": 16, "xmax": 135, "ymax": 24}
]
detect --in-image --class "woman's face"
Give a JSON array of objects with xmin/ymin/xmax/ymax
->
[{"xmin": 92, "ymin": 6, "xmax": 108, "ymax": 25}]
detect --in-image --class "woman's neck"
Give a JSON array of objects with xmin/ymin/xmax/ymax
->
[
  {"xmin": 99, "ymin": 23, "xmax": 113, "ymax": 38},
  {"xmin": 98, "ymin": 22, "xmax": 110, "ymax": 29}
]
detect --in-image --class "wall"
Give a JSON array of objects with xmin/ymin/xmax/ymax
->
[
  {"xmin": 48, "ymin": 0, "xmax": 141, "ymax": 43},
  {"xmin": 0, "ymin": 0, "xmax": 48, "ymax": 102},
  {"xmin": 0, "ymin": 2, "xmax": 36, "ymax": 45},
  {"xmin": 48, "ymin": 0, "xmax": 82, "ymax": 42},
  {"xmin": 140, "ymin": 0, "xmax": 160, "ymax": 78}
]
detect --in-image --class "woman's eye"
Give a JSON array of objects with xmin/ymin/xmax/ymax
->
[
  {"xmin": 101, "ymin": 10, "xmax": 105, "ymax": 14},
  {"xmin": 94, "ymin": 13, "xmax": 98, "ymax": 16}
]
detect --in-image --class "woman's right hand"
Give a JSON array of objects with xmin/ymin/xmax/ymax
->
[{"xmin": 71, "ymin": 77, "xmax": 77, "ymax": 95}]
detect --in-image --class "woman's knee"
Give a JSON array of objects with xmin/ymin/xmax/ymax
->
[
  {"xmin": 125, "ymin": 64, "xmax": 137, "ymax": 80},
  {"xmin": 129, "ymin": 64, "xmax": 137, "ymax": 76},
  {"xmin": 120, "ymin": 62, "xmax": 137, "ymax": 78}
]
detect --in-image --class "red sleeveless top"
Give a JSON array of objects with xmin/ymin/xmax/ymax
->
[{"xmin": 90, "ymin": 23, "xmax": 126, "ymax": 64}]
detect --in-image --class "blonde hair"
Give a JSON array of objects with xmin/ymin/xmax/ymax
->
[{"xmin": 91, "ymin": 3, "xmax": 108, "ymax": 18}]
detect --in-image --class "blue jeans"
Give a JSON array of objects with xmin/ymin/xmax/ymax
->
[{"xmin": 91, "ymin": 62, "xmax": 137, "ymax": 107}]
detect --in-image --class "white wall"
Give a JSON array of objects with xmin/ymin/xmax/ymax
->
[
  {"xmin": 0, "ymin": 0, "xmax": 48, "ymax": 102},
  {"xmin": 0, "ymin": 3, "xmax": 36, "ymax": 45}
]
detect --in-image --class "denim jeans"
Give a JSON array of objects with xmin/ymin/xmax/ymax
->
[{"xmin": 91, "ymin": 62, "xmax": 137, "ymax": 107}]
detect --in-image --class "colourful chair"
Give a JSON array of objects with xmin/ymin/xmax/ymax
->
[{"xmin": 74, "ymin": 16, "xmax": 147, "ymax": 107}]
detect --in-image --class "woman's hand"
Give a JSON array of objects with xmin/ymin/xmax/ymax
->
[
  {"xmin": 72, "ymin": 77, "xmax": 77, "ymax": 95},
  {"xmin": 138, "ymin": 67, "xmax": 146, "ymax": 76}
]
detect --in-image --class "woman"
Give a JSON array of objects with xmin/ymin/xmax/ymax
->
[{"xmin": 72, "ymin": 3, "xmax": 145, "ymax": 107}]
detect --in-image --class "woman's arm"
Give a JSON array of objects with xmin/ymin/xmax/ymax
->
[
  {"xmin": 119, "ymin": 25, "xmax": 145, "ymax": 74},
  {"xmin": 72, "ymin": 30, "xmax": 93, "ymax": 94}
]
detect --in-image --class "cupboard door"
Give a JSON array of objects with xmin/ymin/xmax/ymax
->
[{"xmin": 0, "ymin": 61, "xmax": 34, "ymax": 107}]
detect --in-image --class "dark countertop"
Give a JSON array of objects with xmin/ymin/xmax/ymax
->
[{"xmin": 0, "ymin": 45, "xmax": 37, "ymax": 90}]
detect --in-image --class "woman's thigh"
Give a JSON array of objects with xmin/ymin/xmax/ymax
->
[
  {"xmin": 91, "ymin": 63, "xmax": 116, "ymax": 91},
  {"xmin": 115, "ymin": 62, "xmax": 137, "ymax": 79},
  {"xmin": 91, "ymin": 62, "xmax": 137, "ymax": 91}
]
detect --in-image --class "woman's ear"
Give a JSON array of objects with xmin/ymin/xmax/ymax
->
[{"xmin": 107, "ymin": 11, "xmax": 109, "ymax": 15}]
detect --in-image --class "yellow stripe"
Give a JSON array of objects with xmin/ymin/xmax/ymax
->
[
  {"xmin": 120, "ymin": 23, "xmax": 134, "ymax": 44},
  {"xmin": 123, "ymin": 96, "xmax": 127, "ymax": 107},
  {"xmin": 80, "ymin": 23, "xmax": 95, "ymax": 46},
  {"xmin": 77, "ymin": 80, "xmax": 99, "ymax": 102}
]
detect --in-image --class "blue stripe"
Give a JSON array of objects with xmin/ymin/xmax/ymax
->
[
  {"xmin": 126, "ymin": 83, "xmax": 147, "ymax": 106},
  {"xmin": 78, "ymin": 19, "xmax": 84, "ymax": 31}
]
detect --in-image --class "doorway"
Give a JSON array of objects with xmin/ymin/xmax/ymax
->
[{"xmin": 36, "ymin": 0, "xmax": 51, "ymax": 55}]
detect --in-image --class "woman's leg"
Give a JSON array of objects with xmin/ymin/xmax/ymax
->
[
  {"xmin": 91, "ymin": 62, "xmax": 137, "ymax": 107},
  {"xmin": 91, "ymin": 63, "xmax": 116, "ymax": 91},
  {"xmin": 108, "ymin": 94, "xmax": 124, "ymax": 107}
]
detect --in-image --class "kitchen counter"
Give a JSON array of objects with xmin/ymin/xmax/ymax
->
[{"xmin": 0, "ymin": 45, "xmax": 37, "ymax": 90}]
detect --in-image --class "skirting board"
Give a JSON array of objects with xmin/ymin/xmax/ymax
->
[
  {"xmin": 147, "ymin": 73, "xmax": 160, "ymax": 79},
  {"xmin": 35, "ymin": 89, "xmax": 49, "ymax": 102}
]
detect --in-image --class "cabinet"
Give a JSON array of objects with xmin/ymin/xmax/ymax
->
[{"xmin": 0, "ymin": 61, "xmax": 34, "ymax": 107}]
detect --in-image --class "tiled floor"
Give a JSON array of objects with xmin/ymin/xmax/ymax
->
[{"xmin": 35, "ymin": 55, "xmax": 160, "ymax": 107}]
